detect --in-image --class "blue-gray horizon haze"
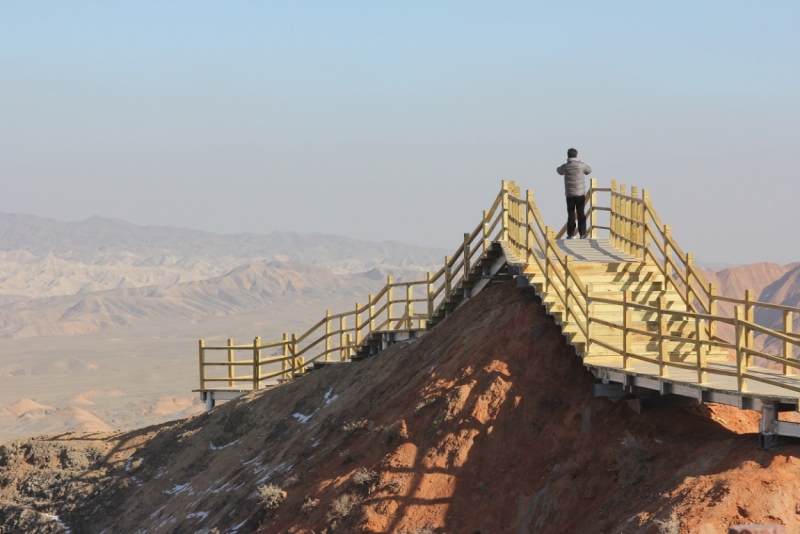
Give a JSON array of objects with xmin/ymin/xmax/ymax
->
[{"xmin": 1, "ymin": 2, "xmax": 798, "ymax": 265}]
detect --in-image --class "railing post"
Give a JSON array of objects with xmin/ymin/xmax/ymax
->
[
  {"xmin": 387, "ymin": 275, "xmax": 394, "ymax": 330},
  {"xmin": 619, "ymin": 185, "xmax": 629, "ymax": 255},
  {"xmin": 544, "ymin": 227, "xmax": 553, "ymax": 294},
  {"xmin": 564, "ymin": 255, "xmax": 572, "ymax": 324},
  {"xmin": 610, "ymin": 180, "xmax": 618, "ymax": 248},
  {"xmin": 686, "ymin": 253, "xmax": 695, "ymax": 310},
  {"xmin": 444, "ymin": 256, "xmax": 452, "ymax": 300},
  {"xmin": 281, "ymin": 333, "xmax": 289, "ymax": 381},
  {"xmin": 355, "ymin": 303, "xmax": 362, "ymax": 345},
  {"xmin": 735, "ymin": 307, "xmax": 747, "ymax": 392},
  {"xmin": 325, "ymin": 310, "xmax": 332, "ymax": 361},
  {"xmin": 426, "ymin": 273, "xmax": 434, "ymax": 320},
  {"xmin": 784, "ymin": 310, "xmax": 793, "ymax": 375},
  {"xmin": 586, "ymin": 284, "xmax": 593, "ymax": 354},
  {"xmin": 406, "ymin": 284, "xmax": 414, "ymax": 329},
  {"xmin": 368, "ymin": 295, "xmax": 376, "ymax": 332},
  {"xmin": 587, "ymin": 178, "xmax": 596, "ymax": 238},
  {"xmin": 663, "ymin": 225, "xmax": 673, "ymax": 293},
  {"xmin": 630, "ymin": 186, "xmax": 639, "ymax": 258},
  {"xmin": 339, "ymin": 315, "xmax": 346, "ymax": 360},
  {"xmin": 227, "ymin": 337, "xmax": 235, "ymax": 387},
  {"xmin": 709, "ymin": 283, "xmax": 718, "ymax": 340},
  {"xmin": 623, "ymin": 291, "xmax": 632, "ymax": 369},
  {"xmin": 695, "ymin": 317, "xmax": 707, "ymax": 384},
  {"xmin": 482, "ymin": 210, "xmax": 490, "ymax": 253},
  {"xmin": 342, "ymin": 333, "xmax": 350, "ymax": 362},
  {"xmin": 745, "ymin": 289, "xmax": 755, "ymax": 367},
  {"xmin": 642, "ymin": 189, "xmax": 650, "ymax": 260},
  {"xmin": 252, "ymin": 336, "xmax": 261, "ymax": 390},
  {"xmin": 198, "ymin": 339, "xmax": 206, "ymax": 390},
  {"xmin": 291, "ymin": 333, "xmax": 298, "ymax": 375},
  {"xmin": 657, "ymin": 296, "xmax": 668, "ymax": 376},
  {"xmin": 526, "ymin": 191, "xmax": 535, "ymax": 264},
  {"xmin": 501, "ymin": 180, "xmax": 510, "ymax": 241},
  {"xmin": 464, "ymin": 233, "xmax": 471, "ymax": 276}
]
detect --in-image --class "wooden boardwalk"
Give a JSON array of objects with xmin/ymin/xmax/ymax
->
[{"xmin": 197, "ymin": 180, "xmax": 800, "ymax": 447}]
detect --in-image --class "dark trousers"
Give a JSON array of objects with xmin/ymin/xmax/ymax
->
[{"xmin": 566, "ymin": 195, "xmax": 586, "ymax": 237}]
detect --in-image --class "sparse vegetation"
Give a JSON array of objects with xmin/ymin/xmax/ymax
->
[
  {"xmin": 654, "ymin": 510, "xmax": 680, "ymax": 534},
  {"xmin": 382, "ymin": 419, "xmax": 408, "ymax": 442},
  {"xmin": 339, "ymin": 449, "xmax": 355, "ymax": 464},
  {"xmin": 401, "ymin": 528, "xmax": 436, "ymax": 534},
  {"xmin": 327, "ymin": 493, "xmax": 360, "ymax": 523},
  {"xmin": 301, "ymin": 496, "xmax": 319, "ymax": 514},
  {"xmin": 385, "ymin": 478, "xmax": 402, "ymax": 493},
  {"xmin": 612, "ymin": 433, "xmax": 655, "ymax": 488},
  {"xmin": 282, "ymin": 474, "xmax": 300, "ymax": 488},
  {"xmin": 257, "ymin": 483, "xmax": 287, "ymax": 510},
  {"xmin": 352, "ymin": 467, "xmax": 380, "ymax": 493},
  {"xmin": 414, "ymin": 396, "xmax": 437, "ymax": 415},
  {"xmin": 341, "ymin": 419, "xmax": 369, "ymax": 434}
]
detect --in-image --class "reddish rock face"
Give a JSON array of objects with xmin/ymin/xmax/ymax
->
[{"xmin": 730, "ymin": 525, "xmax": 787, "ymax": 534}]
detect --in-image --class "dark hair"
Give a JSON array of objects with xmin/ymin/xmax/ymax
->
[{"xmin": 567, "ymin": 148, "xmax": 578, "ymax": 158}]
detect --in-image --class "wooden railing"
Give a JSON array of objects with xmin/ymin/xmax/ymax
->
[
  {"xmin": 198, "ymin": 180, "xmax": 516, "ymax": 391},
  {"xmin": 199, "ymin": 178, "xmax": 800, "ymax": 397}
]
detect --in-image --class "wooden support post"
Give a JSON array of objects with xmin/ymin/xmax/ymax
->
[
  {"xmin": 589, "ymin": 178, "xmax": 597, "ymax": 238},
  {"xmin": 198, "ymin": 339, "xmax": 206, "ymax": 390},
  {"xmin": 291, "ymin": 333, "xmax": 298, "ymax": 375},
  {"xmin": 464, "ymin": 233, "xmax": 471, "ymax": 276},
  {"xmin": 610, "ymin": 180, "xmax": 618, "ymax": 247},
  {"xmin": 543, "ymin": 227, "xmax": 552, "ymax": 293},
  {"xmin": 709, "ymin": 283, "xmax": 718, "ymax": 340},
  {"xmin": 783, "ymin": 310, "xmax": 793, "ymax": 375},
  {"xmin": 657, "ymin": 296, "xmax": 668, "ymax": 376},
  {"xmin": 735, "ymin": 307, "xmax": 747, "ymax": 392},
  {"xmin": 620, "ymin": 185, "xmax": 629, "ymax": 255},
  {"xmin": 281, "ymin": 333, "xmax": 289, "ymax": 382},
  {"xmin": 526, "ymin": 191, "xmax": 535, "ymax": 264},
  {"xmin": 426, "ymin": 273, "xmax": 434, "ymax": 320},
  {"xmin": 642, "ymin": 189, "xmax": 650, "ymax": 260},
  {"xmin": 355, "ymin": 303, "xmax": 362, "ymax": 345},
  {"xmin": 686, "ymin": 253, "xmax": 695, "ymax": 310},
  {"xmin": 227, "ymin": 338, "xmax": 235, "ymax": 387},
  {"xmin": 501, "ymin": 180, "xmax": 510, "ymax": 241},
  {"xmin": 586, "ymin": 284, "xmax": 594, "ymax": 354},
  {"xmin": 387, "ymin": 276, "xmax": 394, "ymax": 330},
  {"xmin": 696, "ymin": 317, "xmax": 708, "ymax": 384},
  {"xmin": 630, "ymin": 187, "xmax": 639, "ymax": 258},
  {"xmin": 342, "ymin": 333, "xmax": 350, "ymax": 362},
  {"xmin": 663, "ymin": 225, "xmax": 673, "ymax": 293},
  {"xmin": 368, "ymin": 295, "xmax": 376, "ymax": 331},
  {"xmin": 564, "ymin": 255, "xmax": 572, "ymax": 324},
  {"xmin": 482, "ymin": 210, "xmax": 490, "ymax": 252},
  {"xmin": 325, "ymin": 310, "xmax": 332, "ymax": 361},
  {"xmin": 252, "ymin": 336, "xmax": 261, "ymax": 390},
  {"xmin": 623, "ymin": 291, "xmax": 632, "ymax": 369},
  {"xmin": 406, "ymin": 284, "xmax": 414, "ymax": 329},
  {"xmin": 339, "ymin": 315, "xmax": 346, "ymax": 360},
  {"xmin": 444, "ymin": 256, "xmax": 452, "ymax": 299},
  {"xmin": 745, "ymin": 289, "xmax": 755, "ymax": 367}
]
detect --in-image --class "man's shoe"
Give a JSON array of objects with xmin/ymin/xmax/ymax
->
[
  {"xmin": 566, "ymin": 234, "xmax": 575, "ymax": 240},
  {"xmin": 580, "ymin": 233, "xmax": 588, "ymax": 239}
]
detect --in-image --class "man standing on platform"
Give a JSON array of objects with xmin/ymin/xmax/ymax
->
[{"xmin": 557, "ymin": 148, "xmax": 592, "ymax": 239}]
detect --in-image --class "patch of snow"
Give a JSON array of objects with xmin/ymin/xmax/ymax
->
[
  {"xmin": 187, "ymin": 511, "xmax": 209, "ymax": 522},
  {"xmin": 323, "ymin": 388, "xmax": 339, "ymax": 406},
  {"xmin": 292, "ymin": 411, "xmax": 315, "ymax": 423},
  {"xmin": 428, "ymin": 365, "xmax": 436, "ymax": 374},
  {"xmin": 230, "ymin": 518, "xmax": 249, "ymax": 534},
  {"xmin": 312, "ymin": 440, "xmax": 320, "ymax": 448},
  {"xmin": 210, "ymin": 439, "xmax": 239, "ymax": 450},
  {"xmin": 164, "ymin": 482, "xmax": 192, "ymax": 495},
  {"xmin": 254, "ymin": 461, "xmax": 292, "ymax": 485},
  {"xmin": 41, "ymin": 513, "xmax": 71, "ymax": 533},
  {"xmin": 124, "ymin": 456, "xmax": 136, "ymax": 472},
  {"xmin": 654, "ymin": 438, "xmax": 663, "ymax": 444},
  {"xmin": 242, "ymin": 452, "xmax": 264, "ymax": 466},
  {"xmin": 149, "ymin": 505, "xmax": 167, "ymax": 519}
]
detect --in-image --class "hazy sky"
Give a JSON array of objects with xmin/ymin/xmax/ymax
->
[{"xmin": 1, "ymin": 2, "xmax": 798, "ymax": 265}]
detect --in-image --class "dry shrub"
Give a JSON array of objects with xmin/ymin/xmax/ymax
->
[
  {"xmin": 401, "ymin": 528, "xmax": 436, "ymax": 534},
  {"xmin": 301, "ymin": 496, "xmax": 319, "ymax": 514},
  {"xmin": 612, "ymin": 433, "xmax": 655, "ymax": 488},
  {"xmin": 257, "ymin": 483, "xmax": 287, "ymax": 510},
  {"xmin": 341, "ymin": 419, "xmax": 369, "ymax": 434},
  {"xmin": 282, "ymin": 474, "xmax": 300, "ymax": 488},
  {"xmin": 653, "ymin": 510, "xmax": 680, "ymax": 534},
  {"xmin": 352, "ymin": 467, "xmax": 380, "ymax": 493},
  {"xmin": 382, "ymin": 419, "xmax": 409, "ymax": 442},
  {"xmin": 385, "ymin": 478, "xmax": 402, "ymax": 494},
  {"xmin": 414, "ymin": 396, "xmax": 437, "ymax": 415},
  {"xmin": 327, "ymin": 493, "xmax": 360, "ymax": 523}
]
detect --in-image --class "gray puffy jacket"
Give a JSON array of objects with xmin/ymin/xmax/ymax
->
[{"xmin": 557, "ymin": 158, "xmax": 592, "ymax": 197}]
